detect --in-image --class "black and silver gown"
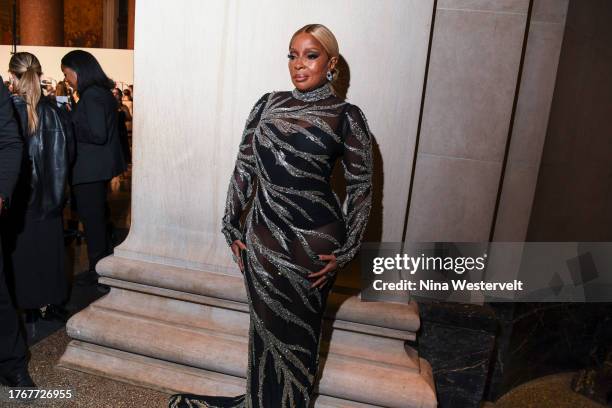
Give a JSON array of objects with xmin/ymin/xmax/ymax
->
[{"xmin": 169, "ymin": 83, "xmax": 373, "ymax": 408}]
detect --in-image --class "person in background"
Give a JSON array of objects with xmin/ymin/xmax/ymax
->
[
  {"xmin": 0, "ymin": 76, "xmax": 34, "ymax": 388},
  {"xmin": 61, "ymin": 50, "xmax": 126, "ymax": 282},
  {"xmin": 54, "ymin": 80, "xmax": 72, "ymax": 114},
  {"xmin": 55, "ymin": 80, "xmax": 68, "ymax": 97},
  {"xmin": 44, "ymin": 84, "xmax": 55, "ymax": 97},
  {"xmin": 112, "ymin": 87, "xmax": 132, "ymax": 166},
  {"xmin": 121, "ymin": 88, "xmax": 133, "ymax": 118},
  {"xmin": 1, "ymin": 52, "xmax": 73, "ymax": 324},
  {"xmin": 119, "ymin": 87, "xmax": 133, "ymax": 151}
]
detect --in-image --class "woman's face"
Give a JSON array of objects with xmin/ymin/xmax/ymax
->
[
  {"xmin": 61, "ymin": 64, "xmax": 78, "ymax": 90},
  {"xmin": 112, "ymin": 88, "xmax": 121, "ymax": 102},
  {"xmin": 288, "ymin": 32, "xmax": 337, "ymax": 92}
]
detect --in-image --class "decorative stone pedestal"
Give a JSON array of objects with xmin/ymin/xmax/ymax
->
[{"xmin": 59, "ymin": 256, "xmax": 437, "ymax": 407}]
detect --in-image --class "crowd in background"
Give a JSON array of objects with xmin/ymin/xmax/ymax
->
[
  {"xmin": 0, "ymin": 50, "xmax": 129, "ymax": 393},
  {"xmin": 2, "ymin": 79, "xmax": 133, "ymax": 165}
]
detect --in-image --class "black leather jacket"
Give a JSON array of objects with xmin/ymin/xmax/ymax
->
[{"xmin": 11, "ymin": 95, "xmax": 74, "ymax": 220}]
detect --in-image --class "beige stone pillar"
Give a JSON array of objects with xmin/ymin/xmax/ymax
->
[{"xmin": 19, "ymin": 0, "xmax": 64, "ymax": 46}]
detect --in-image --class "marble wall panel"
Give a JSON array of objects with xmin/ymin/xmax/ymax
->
[
  {"xmin": 531, "ymin": 0, "xmax": 570, "ymax": 23},
  {"xmin": 492, "ymin": 162, "xmax": 540, "ymax": 241},
  {"xmin": 437, "ymin": 0, "xmax": 528, "ymax": 14},
  {"xmin": 405, "ymin": 154, "xmax": 501, "ymax": 241},
  {"xmin": 418, "ymin": 8, "xmax": 526, "ymax": 162}
]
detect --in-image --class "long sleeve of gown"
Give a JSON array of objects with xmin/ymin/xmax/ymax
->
[
  {"xmin": 333, "ymin": 104, "xmax": 374, "ymax": 268},
  {"xmin": 221, "ymin": 93, "xmax": 269, "ymax": 246}
]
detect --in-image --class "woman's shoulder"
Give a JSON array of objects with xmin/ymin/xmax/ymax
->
[
  {"xmin": 342, "ymin": 101, "xmax": 370, "ymax": 123},
  {"xmin": 342, "ymin": 101, "xmax": 364, "ymax": 114},
  {"xmin": 9, "ymin": 95, "xmax": 27, "ymax": 130},
  {"xmin": 37, "ymin": 96, "xmax": 60, "ymax": 112},
  {"xmin": 80, "ymin": 85, "xmax": 112, "ymax": 100},
  {"xmin": 247, "ymin": 92, "xmax": 273, "ymax": 112},
  {"xmin": 256, "ymin": 91, "xmax": 274, "ymax": 102},
  {"xmin": 339, "ymin": 101, "xmax": 373, "ymax": 138},
  {"xmin": 38, "ymin": 97, "xmax": 71, "ymax": 125}
]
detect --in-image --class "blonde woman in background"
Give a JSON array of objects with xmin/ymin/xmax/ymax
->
[
  {"xmin": 1, "ymin": 52, "xmax": 74, "ymax": 324},
  {"xmin": 170, "ymin": 23, "xmax": 373, "ymax": 408}
]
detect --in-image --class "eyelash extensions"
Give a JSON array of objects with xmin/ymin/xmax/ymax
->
[{"xmin": 286, "ymin": 53, "xmax": 320, "ymax": 60}]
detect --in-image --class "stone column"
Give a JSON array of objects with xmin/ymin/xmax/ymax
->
[
  {"xmin": 127, "ymin": 0, "xmax": 134, "ymax": 49},
  {"xmin": 102, "ymin": 0, "xmax": 118, "ymax": 48},
  {"xmin": 405, "ymin": 0, "xmax": 532, "ymax": 242},
  {"xmin": 59, "ymin": 1, "xmax": 437, "ymax": 407},
  {"xmin": 405, "ymin": 1, "xmax": 569, "ymax": 406},
  {"xmin": 19, "ymin": 0, "xmax": 64, "ymax": 46},
  {"xmin": 404, "ymin": 0, "xmax": 569, "ymax": 244}
]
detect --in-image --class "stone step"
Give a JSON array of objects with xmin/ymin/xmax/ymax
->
[
  {"xmin": 97, "ymin": 255, "xmax": 420, "ymax": 340},
  {"xmin": 59, "ymin": 340, "xmax": 385, "ymax": 407},
  {"xmin": 65, "ymin": 288, "xmax": 436, "ymax": 407},
  {"xmin": 85, "ymin": 289, "xmax": 419, "ymax": 371},
  {"xmin": 100, "ymin": 276, "xmax": 416, "ymax": 342}
]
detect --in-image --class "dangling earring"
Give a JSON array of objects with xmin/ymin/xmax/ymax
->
[{"xmin": 326, "ymin": 70, "xmax": 333, "ymax": 81}]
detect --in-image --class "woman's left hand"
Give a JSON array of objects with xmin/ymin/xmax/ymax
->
[{"xmin": 308, "ymin": 254, "xmax": 338, "ymax": 289}]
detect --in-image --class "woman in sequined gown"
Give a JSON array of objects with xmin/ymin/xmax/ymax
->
[{"xmin": 170, "ymin": 24, "xmax": 373, "ymax": 408}]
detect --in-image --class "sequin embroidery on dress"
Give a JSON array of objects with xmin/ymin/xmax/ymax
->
[{"xmin": 169, "ymin": 83, "xmax": 373, "ymax": 408}]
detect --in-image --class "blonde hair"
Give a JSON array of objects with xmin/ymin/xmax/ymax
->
[
  {"xmin": 9, "ymin": 52, "xmax": 42, "ymax": 134},
  {"xmin": 290, "ymin": 24, "xmax": 340, "ymax": 89}
]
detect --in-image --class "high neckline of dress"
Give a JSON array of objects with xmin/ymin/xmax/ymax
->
[{"xmin": 291, "ymin": 82, "xmax": 334, "ymax": 102}]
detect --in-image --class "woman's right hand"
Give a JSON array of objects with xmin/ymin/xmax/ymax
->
[{"xmin": 231, "ymin": 240, "xmax": 247, "ymax": 272}]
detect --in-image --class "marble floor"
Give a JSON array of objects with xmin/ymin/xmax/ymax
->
[
  {"xmin": 486, "ymin": 372, "xmax": 607, "ymax": 408},
  {"xmin": 1, "ymin": 330, "xmax": 168, "ymax": 407},
  {"xmin": 2, "ymin": 330, "xmax": 605, "ymax": 408}
]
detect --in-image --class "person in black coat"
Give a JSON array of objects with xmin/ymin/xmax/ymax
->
[
  {"xmin": 1, "ymin": 52, "xmax": 74, "ymax": 323},
  {"xmin": 112, "ymin": 87, "xmax": 132, "ymax": 165},
  {"xmin": 0, "ymin": 76, "xmax": 34, "ymax": 388},
  {"xmin": 61, "ymin": 50, "xmax": 127, "ymax": 276}
]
